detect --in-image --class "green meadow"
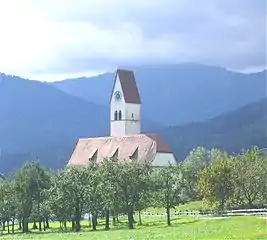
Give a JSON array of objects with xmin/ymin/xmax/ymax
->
[{"xmin": 0, "ymin": 215, "xmax": 266, "ymax": 240}]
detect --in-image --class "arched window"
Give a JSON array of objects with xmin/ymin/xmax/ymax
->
[
  {"xmin": 118, "ymin": 110, "xmax": 122, "ymax": 120},
  {"xmin": 114, "ymin": 111, "xmax": 118, "ymax": 120}
]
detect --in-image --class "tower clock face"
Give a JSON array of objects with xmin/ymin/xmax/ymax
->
[{"xmin": 114, "ymin": 91, "xmax": 122, "ymax": 101}]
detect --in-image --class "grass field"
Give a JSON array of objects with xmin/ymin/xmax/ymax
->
[{"xmin": 0, "ymin": 215, "xmax": 266, "ymax": 240}]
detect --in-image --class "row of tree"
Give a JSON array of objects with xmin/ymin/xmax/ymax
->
[{"xmin": 0, "ymin": 146, "xmax": 266, "ymax": 234}]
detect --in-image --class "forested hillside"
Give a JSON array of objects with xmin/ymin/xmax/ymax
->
[{"xmin": 159, "ymin": 98, "xmax": 267, "ymax": 161}]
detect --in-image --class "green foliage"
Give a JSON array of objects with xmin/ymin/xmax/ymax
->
[
  {"xmin": 152, "ymin": 164, "xmax": 183, "ymax": 225},
  {"xmin": 12, "ymin": 162, "xmax": 51, "ymax": 232},
  {"xmin": 197, "ymin": 156, "xmax": 234, "ymax": 211},
  {"xmin": 0, "ymin": 146, "xmax": 266, "ymax": 237},
  {"xmin": 182, "ymin": 147, "xmax": 228, "ymax": 201},
  {"xmin": 232, "ymin": 146, "xmax": 267, "ymax": 208}
]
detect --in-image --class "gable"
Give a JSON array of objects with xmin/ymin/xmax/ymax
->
[
  {"xmin": 111, "ymin": 73, "xmax": 125, "ymax": 104},
  {"xmin": 110, "ymin": 69, "xmax": 141, "ymax": 104}
]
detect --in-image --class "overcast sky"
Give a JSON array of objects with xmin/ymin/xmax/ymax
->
[{"xmin": 0, "ymin": 0, "xmax": 266, "ymax": 81}]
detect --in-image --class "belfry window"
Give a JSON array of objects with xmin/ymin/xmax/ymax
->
[
  {"xmin": 118, "ymin": 110, "xmax": 122, "ymax": 120},
  {"xmin": 114, "ymin": 111, "xmax": 118, "ymax": 120}
]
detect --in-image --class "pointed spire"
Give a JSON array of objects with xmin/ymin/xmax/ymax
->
[{"xmin": 110, "ymin": 69, "xmax": 141, "ymax": 104}]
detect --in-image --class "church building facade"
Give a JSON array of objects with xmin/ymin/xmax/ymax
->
[{"xmin": 67, "ymin": 69, "xmax": 176, "ymax": 167}]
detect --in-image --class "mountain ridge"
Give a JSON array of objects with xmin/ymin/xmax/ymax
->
[
  {"xmin": 159, "ymin": 97, "xmax": 267, "ymax": 160},
  {"xmin": 51, "ymin": 63, "xmax": 266, "ymax": 126},
  {"xmin": 0, "ymin": 63, "xmax": 266, "ymax": 174}
]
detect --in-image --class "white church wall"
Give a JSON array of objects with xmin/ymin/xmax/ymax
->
[
  {"xmin": 125, "ymin": 120, "xmax": 140, "ymax": 135},
  {"xmin": 110, "ymin": 75, "xmax": 126, "ymax": 136},
  {"xmin": 152, "ymin": 152, "xmax": 177, "ymax": 166},
  {"xmin": 125, "ymin": 103, "xmax": 140, "ymax": 134},
  {"xmin": 110, "ymin": 74, "xmax": 141, "ymax": 136},
  {"xmin": 111, "ymin": 121, "xmax": 127, "ymax": 136},
  {"xmin": 110, "ymin": 75, "xmax": 126, "ymax": 119},
  {"xmin": 125, "ymin": 103, "xmax": 140, "ymax": 120}
]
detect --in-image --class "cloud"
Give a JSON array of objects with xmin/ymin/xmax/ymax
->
[{"xmin": 0, "ymin": 0, "xmax": 266, "ymax": 80}]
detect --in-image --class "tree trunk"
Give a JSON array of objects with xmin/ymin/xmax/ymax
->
[
  {"xmin": 112, "ymin": 210, "xmax": 117, "ymax": 225},
  {"xmin": 22, "ymin": 217, "xmax": 29, "ymax": 233},
  {"xmin": 43, "ymin": 220, "xmax": 46, "ymax": 231},
  {"xmin": 38, "ymin": 220, "xmax": 42, "ymax": 231},
  {"xmin": 166, "ymin": 206, "xmax": 171, "ymax": 226},
  {"xmin": 3, "ymin": 222, "xmax": 5, "ymax": 231},
  {"xmin": 45, "ymin": 217, "xmax": 49, "ymax": 229},
  {"xmin": 71, "ymin": 221, "xmax": 75, "ymax": 231},
  {"xmin": 138, "ymin": 211, "xmax": 142, "ymax": 225},
  {"xmin": 64, "ymin": 221, "xmax": 67, "ymax": 230},
  {"xmin": 92, "ymin": 213, "xmax": 97, "ymax": 231},
  {"xmin": 7, "ymin": 221, "xmax": 10, "ymax": 234},
  {"xmin": 74, "ymin": 207, "xmax": 81, "ymax": 232},
  {"xmin": 127, "ymin": 207, "xmax": 134, "ymax": 229},
  {"xmin": 12, "ymin": 219, "xmax": 15, "ymax": 234},
  {"xmin": 248, "ymin": 199, "xmax": 254, "ymax": 209},
  {"xmin": 32, "ymin": 221, "xmax": 37, "ymax": 229},
  {"xmin": 112, "ymin": 216, "xmax": 116, "ymax": 226},
  {"xmin": 220, "ymin": 198, "xmax": 225, "ymax": 213},
  {"xmin": 105, "ymin": 210, "xmax": 110, "ymax": 230},
  {"xmin": 18, "ymin": 221, "xmax": 22, "ymax": 230}
]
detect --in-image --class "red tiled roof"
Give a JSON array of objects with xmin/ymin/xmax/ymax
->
[
  {"xmin": 67, "ymin": 134, "xmax": 173, "ymax": 166},
  {"xmin": 110, "ymin": 69, "xmax": 141, "ymax": 104},
  {"xmin": 146, "ymin": 133, "xmax": 173, "ymax": 153}
]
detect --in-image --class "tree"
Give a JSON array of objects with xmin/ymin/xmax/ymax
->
[
  {"xmin": 153, "ymin": 164, "xmax": 183, "ymax": 226},
  {"xmin": 83, "ymin": 164, "xmax": 103, "ymax": 231},
  {"xmin": 13, "ymin": 162, "xmax": 48, "ymax": 233},
  {"xmin": 51, "ymin": 167, "xmax": 89, "ymax": 232},
  {"xmin": 182, "ymin": 147, "xmax": 211, "ymax": 200},
  {"xmin": 182, "ymin": 147, "xmax": 229, "ymax": 201},
  {"xmin": 197, "ymin": 156, "xmax": 234, "ymax": 211},
  {"xmin": 98, "ymin": 158, "xmax": 122, "ymax": 230},
  {"xmin": 116, "ymin": 162, "xmax": 151, "ymax": 229},
  {"xmin": 232, "ymin": 146, "xmax": 267, "ymax": 208}
]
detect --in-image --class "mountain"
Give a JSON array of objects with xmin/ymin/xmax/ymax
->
[
  {"xmin": 0, "ymin": 74, "xmax": 106, "ymax": 173},
  {"xmin": 0, "ymin": 74, "xmax": 159, "ymax": 174},
  {"xmin": 52, "ymin": 64, "xmax": 267, "ymax": 126},
  {"xmin": 158, "ymin": 98, "xmax": 267, "ymax": 161},
  {"xmin": 0, "ymin": 64, "xmax": 266, "ymax": 174}
]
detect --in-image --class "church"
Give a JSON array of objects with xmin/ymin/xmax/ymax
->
[{"xmin": 67, "ymin": 69, "xmax": 176, "ymax": 167}]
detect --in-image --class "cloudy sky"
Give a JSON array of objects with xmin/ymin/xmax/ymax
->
[{"xmin": 0, "ymin": 0, "xmax": 266, "ymax": 81}]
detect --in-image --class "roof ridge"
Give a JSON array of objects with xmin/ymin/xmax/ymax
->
[{"xmin": 79, "ymin": 134, "xmax": 146, "ymax": 141}]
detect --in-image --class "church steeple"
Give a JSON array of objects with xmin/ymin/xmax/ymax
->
[{"xmin": 110, "ymin": 69, "xmax": 141, "ymax": 136}]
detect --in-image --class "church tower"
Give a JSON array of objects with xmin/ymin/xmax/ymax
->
[{"xmin": 110, "ymin": 69, "xmax": 141, "ymax": 136}]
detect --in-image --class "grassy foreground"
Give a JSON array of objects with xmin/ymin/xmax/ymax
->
[{"xmin": 0, "ymin": 215, "xmax": 266, "ymax": 240}]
